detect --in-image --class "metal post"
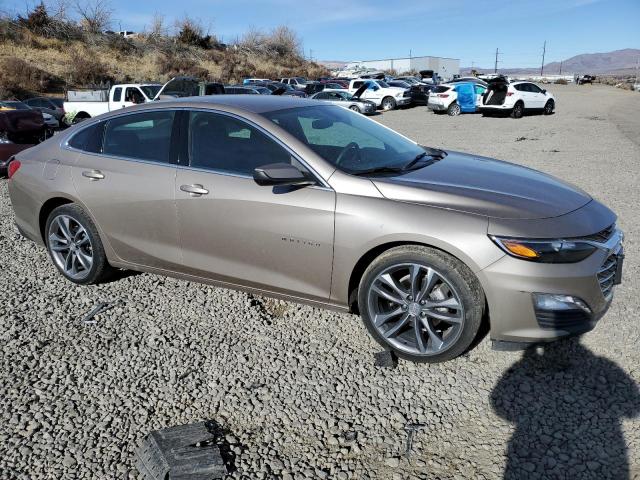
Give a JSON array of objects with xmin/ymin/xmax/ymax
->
[
  {"xmin": 494, "ymin": 48, "xmax": 499, "ymax": 73},
  {"xmin": 541, "ymin": 40, "xmax": 546, "ymax": 76}
]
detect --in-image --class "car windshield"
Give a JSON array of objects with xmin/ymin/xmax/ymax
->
[
  {"xmin": 50, "ymin": 98, "xmax": 64, "ymax": 107},
  {"xmin": 265, "ymin": 105, "xmax": 426, "ymax": 174},
  {"xmin": 376, "ymin": 80, "xmax": 390, "ymax": 88},
  {"xmin": 140, "ymin": 85, "xmax": 162, "ymax": 99}
]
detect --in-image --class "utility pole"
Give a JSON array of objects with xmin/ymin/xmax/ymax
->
[
  {"xmin": 540, "ymin": 40, "xmax": 546, "ymax": 76},
  {"xmin": 309, "ymin": 49, "xmax": 313, "ymax": 62},
  {"xmin": 409, "ymin": 49, "xmax": 412, "ymax": 59},
  {"xmin": 559, "ymin": 60, "xmax": 562, "ymax": 75},
  {"xmin": 494, "ymin": 48, "xmax": 500, "ymax": 73}
]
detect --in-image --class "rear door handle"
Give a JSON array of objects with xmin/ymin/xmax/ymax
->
[
  {"xmin": 82, "ymin": 170, "xmax": 105, "ymax": 181},
  {"xmin": 180, "ymin": 184, "xmax": 209, "ymax": 197}
]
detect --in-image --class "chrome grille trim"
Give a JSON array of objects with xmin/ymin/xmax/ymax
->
[{"xmin": 597, "ymin": 244, "xmax": 621, "ymax": 301}]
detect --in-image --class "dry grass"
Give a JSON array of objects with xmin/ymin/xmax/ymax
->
[{"xmin": 0, "ymin": 16, "xmax": 328, "ymax": 98}]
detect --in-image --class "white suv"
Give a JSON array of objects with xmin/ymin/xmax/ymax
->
[
  {"xmin": 480, "ymin": 80, "xmax": 555, "ymax": 118},
  {"xmin": 348, "ymin": 79, "xmax": 411, "ymax": 110}
]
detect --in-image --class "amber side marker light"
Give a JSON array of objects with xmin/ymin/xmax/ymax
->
[{"xmin": 501, "ymin": 240, "xmax": 540, "ymax": 259}]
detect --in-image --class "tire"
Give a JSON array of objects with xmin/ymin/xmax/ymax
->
[
  {"xmin": 543, "ymin": 99, "xmax": 555, "ymax": 115},
  {"xmin": 511, "ymin": 101, "xmax": 524, "ymax": 119},
  {"xmin": 45, "ymin": 204, "xmax": 114, "ymax": 285},
  {"xmin": 381, "ymin": 96, "xmax": 397, "ymax": 111},
  {"xmin": 72, "ymin": 113, "xmax": 90, "ymax": 125},
  {"xmin": 447, "ymin": 102, "xmax": 461, "ymax": 116},
  {"xmin": 358, "ymin": 245, "xmax": 485, "ymax": 363},
  {"xmin": 349, "ymin": 105, "xmax": 362, "ymax": 113}
]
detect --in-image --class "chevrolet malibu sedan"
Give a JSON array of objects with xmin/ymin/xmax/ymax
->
[{"xmin": 7, "ymin": 96, "xmax": 623, "ymax": 362}]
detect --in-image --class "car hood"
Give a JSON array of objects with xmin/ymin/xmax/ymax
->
[{"xmin": 371, "ymin": 151, "xmax": 591, "ymax": 219}]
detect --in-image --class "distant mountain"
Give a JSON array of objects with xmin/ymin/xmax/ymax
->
[{"xmin": 462, "ymin": 48, "xmax": 640, "ymax": 75}]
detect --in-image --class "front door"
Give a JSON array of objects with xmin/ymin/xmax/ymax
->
[
  {"xmin": 175, "ymin": 110, "xmax": 335, "ymax": 301},
  {"xmin": 71, "ymin": 110, "xmax": 181, "ymax": 270}
]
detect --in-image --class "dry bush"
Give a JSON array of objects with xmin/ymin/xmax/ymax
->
[
  {"xmin": 66, "ymin": 50, "xmax": 112, "ymax": 86},
  {"xmin": 175, "ymin": 17, "xmax": 217, "ymax": 50},
  {"xmin": 75, "ymin": 0, "xmax": 112, "ymax": 34},
  {"xmin": 17, "ymin": 2, "xmax": 83, "ymax": 40},
  {"xmin": 554, "ymin": 78, "xmax": 568, "ymax": 85},
  {"xmin": 0, "ymin": 57, "xmax": 61, "ymax": 97}
]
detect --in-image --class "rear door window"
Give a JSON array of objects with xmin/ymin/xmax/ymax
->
[
  {"xmin": 112, "ymin": 87, "xmax": 122, "ymax": 102},
  {"xmin": 103, "ymin": 111, "xmax": 175, "ymax": 163}
]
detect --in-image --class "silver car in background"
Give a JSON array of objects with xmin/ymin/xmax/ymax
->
[{"xmin": 7, "ymin": 96, "xmax": 623, "ymax": 362}]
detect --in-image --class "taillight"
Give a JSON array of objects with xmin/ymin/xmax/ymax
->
[
  {"xmin": 8, "ymin": 159, "xmax": 21, "ymax": 179},
  {"xmin": 438, "ymin": 94, "xmax": 449, "ymax": 98},
  {"xmin": 506, "ymin": 92, "xmax": 514, "ymax": 96}
]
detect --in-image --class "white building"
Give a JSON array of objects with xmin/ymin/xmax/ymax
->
[{"xmin": 339, "ymin": 56, "xmax": 460, "ymax": 80}]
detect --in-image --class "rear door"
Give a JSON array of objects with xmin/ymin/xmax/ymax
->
[
  {"xmin": 175, "ymin": 110, "xmax": 335, "ymax": 301},
  {"xmin": 70, "ymin": 110, "xmax": 181, "ymax": 269}
]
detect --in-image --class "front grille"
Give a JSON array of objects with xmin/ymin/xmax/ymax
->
[
  {"xmin": 582, "ymin": 224, "xmax": 615, "ymax": 243},
  {"xmin": 536, "ymin": 310, "xmax": 591, "ymax": 329},
  {"xmin": 598, "ymin": 253, "xmax": 618, "ymax": 300}
]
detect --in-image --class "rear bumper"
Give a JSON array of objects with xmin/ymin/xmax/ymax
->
[
  {"xmin": 427, "ymin": 100, "xmax": 448, "ymax": 111},
  {"xmin": 480, "ymin": 230, "xmax": 623, "ymax": 344},
  {"xmin": 396, "ymin": 98, "xmax": 411, "ymax": 106}
]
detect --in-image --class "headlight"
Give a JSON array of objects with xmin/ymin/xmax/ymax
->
[{"xmin": 490, "ymin": 236, "xmax": 597, "ymax": 263}]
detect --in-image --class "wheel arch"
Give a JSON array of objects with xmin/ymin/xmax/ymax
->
[
  {"xmin": 347, "ymin": 240, "xmax": 485, "ymax": 314},
  {"xmin": 39, "ymin": 196, "xmax": 75, "ymax": 242}
]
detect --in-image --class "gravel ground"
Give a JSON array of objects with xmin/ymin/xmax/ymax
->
[{"xmin": 1, "ymin": 84, "xmax": 639, "ymax": 480}]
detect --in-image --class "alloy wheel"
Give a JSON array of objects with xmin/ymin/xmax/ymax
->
[
  {"xmin": 367, "ymin": 263, "xmax": 465, "ymax": 356},
  {"xmin": 48, "ymin": 214, "xmax": 94, "ymax": 280}
]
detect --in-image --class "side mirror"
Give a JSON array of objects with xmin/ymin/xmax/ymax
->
[
  {"xmin": 253, "ymin": 163, "xmax": 314, "ymax": 187},
  {"xmin": 542, "ymin": 89, "xmax": 547, "ymax": 94}
]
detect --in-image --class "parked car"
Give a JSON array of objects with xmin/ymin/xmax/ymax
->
[
  {"xmin": 3, "ymin": 100, "xmax": 59, "ymax": 130},
  {"xmin": 447, "ymin": 77, "xmax": 489, "ymax": 87},
  {"xmin": 427, "ymin": 83, "xmax": 487, "ymax": 116},
  {"xmin": 0, "ymin": 100, "xmax": 53, "ymax": 135},
  {"xmin": 23, "ymin": 97, "xmax": 65, "ymax": 123},
  {"xmin": 348, "ymin": 79, "xmax": 411, "ymax": 110},
  {"xmin": 480, "ymin": 78, "xmax": 555, "ymax": 118},
  {"xmin": 243, "ymin": 78, "xmax": 271, "ymax": 85},
  {"xmin": 577, "ymin": 75, "xmax": 596, "ymax": 85},
  {"xmin": 319, "ymin": 79, "xmax": 349, "ymax": 89},
  {"xmin": 387, "ymin": 80, "xmax": 428, "ymax": 106},
  {"xmin": 279, "ymin": 77, "xmax": 308, "ymax": 91},
  {"xmin": 225, "ymin": 85, "xmax": 272, "ymax": 95},
  {"xmin": 258, "ymin": 82, "xmax": 307, "ymax": 98},
  {"xmin": 310, "ymin": 88, "xmax": 376, "ymax": 114},
  {"xmin": 0, "ymin": 105, "xmax": 45, "ymax": 175},
  {"xmin": 8, "ymin": 96, "xmax": 623, "ymax": 362}
]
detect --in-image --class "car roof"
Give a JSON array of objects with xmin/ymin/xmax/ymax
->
[{"xmin": 151, "ymin": 95, "xmax": 323, "ymax": 114}]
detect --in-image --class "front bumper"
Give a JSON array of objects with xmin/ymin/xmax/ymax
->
[{"xmin": 479, "ymin": 229, "xmax": 623, "ymax": 344}]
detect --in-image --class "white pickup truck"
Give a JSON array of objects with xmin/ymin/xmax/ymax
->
[
  {"xmin": 64, "ymin": 84, "xmax": 163, "ymax": 123},
  {"xmin": 348, "ymin": 79, "xmax": 410, "ymax": 111},
  {"xmin": 63, "ymin": 77, "xmax": 218, "ymax": 124}
]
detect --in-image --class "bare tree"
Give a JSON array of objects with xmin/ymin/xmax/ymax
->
[
  {"xmin": 46, "ymin": 0, "xmax": 71, "ymax": 19},
  {"xmin": 147, "ymin": 12, "xmax": 166, "ymax": 38},
  {"xmin": 74, "ymin": 0, "xmax": 112, "ymax": 33}
]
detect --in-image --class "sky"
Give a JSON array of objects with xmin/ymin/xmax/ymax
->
[{"xmin": 1, "ymin": 0, "xmax": 639, "ymax": 68}]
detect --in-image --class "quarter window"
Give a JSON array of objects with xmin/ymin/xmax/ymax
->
[
  {"xmin": 103, "ymin": 111, "xmax": 175, "ymax": 163},
  {"xmin": 68, "ymin": 122, "xmax": 104, "ymax": 153},
  {"xmin": 188, "ymin": 111, "xmax": 293, "ymax": 176}
]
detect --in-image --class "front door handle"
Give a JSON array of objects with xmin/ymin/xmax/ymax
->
[
  {"xmin": 82, "ymin": 170, "xmax": 105, "ymax": 181},
  {"xmin": 180, "ymin": 184, "xmax": 209, "ymax": 197}
]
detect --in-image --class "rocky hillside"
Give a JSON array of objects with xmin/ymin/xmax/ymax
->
[{"xmin": 0, "ymin": 5, "xmax": 328, "ymax": 99}]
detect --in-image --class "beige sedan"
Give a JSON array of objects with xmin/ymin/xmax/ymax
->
[{"xmin": 7, "ymin": 96, "xmax": 623, "ymax": 362}]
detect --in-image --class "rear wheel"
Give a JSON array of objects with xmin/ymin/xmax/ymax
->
[
  {"xmin": 447, "ymin": 102, "xmax": 461, "ymax": 116},
  {"xmin": 72, "ymin": 113, "xmax": 90, "ymax": 125},
  {"xmin": 543, "ymin": 99, "xmax": 555, "ymax": 115},
  {"xmin": 381, "ymin": 96, "xmax": 396, "ymax": 111},
  {"xmin": 511, "ymin": 101, "xmax": 524, "ymax": 119},
  {"xmin": 45, "ymin": 204, "xmax": 114, "ymax": 284},
  {"xmin": 358, "ymin": 245, "xmax": 485, "ymax": 363}
]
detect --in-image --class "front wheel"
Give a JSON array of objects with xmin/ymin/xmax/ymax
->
[
  {"xmin": 543, "ymin": 100, "xmax": 555, "ymax": 115},
  {"xmin": 349, "ymin": 104, "xmax": 362, "ymax": 113},
  {"xmin": 381, "ymin": 96, "xmax": 397, "ymax": 111},
  {"xmin": 358, "ymin": 246, "xmax": 485, "ymax": 363},
  {"xmin": 45, "ymin": 204, "xmax": 114, "ymax": 284}
]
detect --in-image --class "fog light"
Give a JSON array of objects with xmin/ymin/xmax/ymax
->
[{"xmin": 532, "ymin": 293, "xmax": 591, "ymax": 313}]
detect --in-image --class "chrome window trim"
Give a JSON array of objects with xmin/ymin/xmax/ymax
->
[{"xmin": 61, "ymin": 106, "xmax": 332, "ymax": 190}]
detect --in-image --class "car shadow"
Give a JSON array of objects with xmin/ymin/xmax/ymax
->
[{"xmin": 490, "ymin": 337, "xmax": 639, "ymax": 479}]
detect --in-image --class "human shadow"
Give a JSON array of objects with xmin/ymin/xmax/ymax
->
[{"xmin": 491, "ymin": 338, "xmax": 639, "ymax": 479}]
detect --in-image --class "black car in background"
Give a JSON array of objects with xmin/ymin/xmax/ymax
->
[
  {"xmin": 23, "ymin": 97, "xmax": 65, "ymax": 123},
  {"xmin": 258, "ymin": 82, "xmax": 308, "ymax": 98},
  {"xmin": 387, "ymin": 80, "xmax": 429, "ymax": 106},
  {"xmin": 224, "ymin": 86, "xmax": 272, "ymax": 95}
]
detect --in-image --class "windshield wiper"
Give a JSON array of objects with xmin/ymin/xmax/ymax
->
[
  {"xmin": 401, "ymin": 147, "xmax": 447, "ymax": 171},
  {"xmin": 352, "ymin": 166, "xmax": 407, "ymax": 176}
]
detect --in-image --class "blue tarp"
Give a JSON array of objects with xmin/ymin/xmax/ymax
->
[{"xmin": 454, "ymin": 82, "xmax": 477, "ymax": 113}]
